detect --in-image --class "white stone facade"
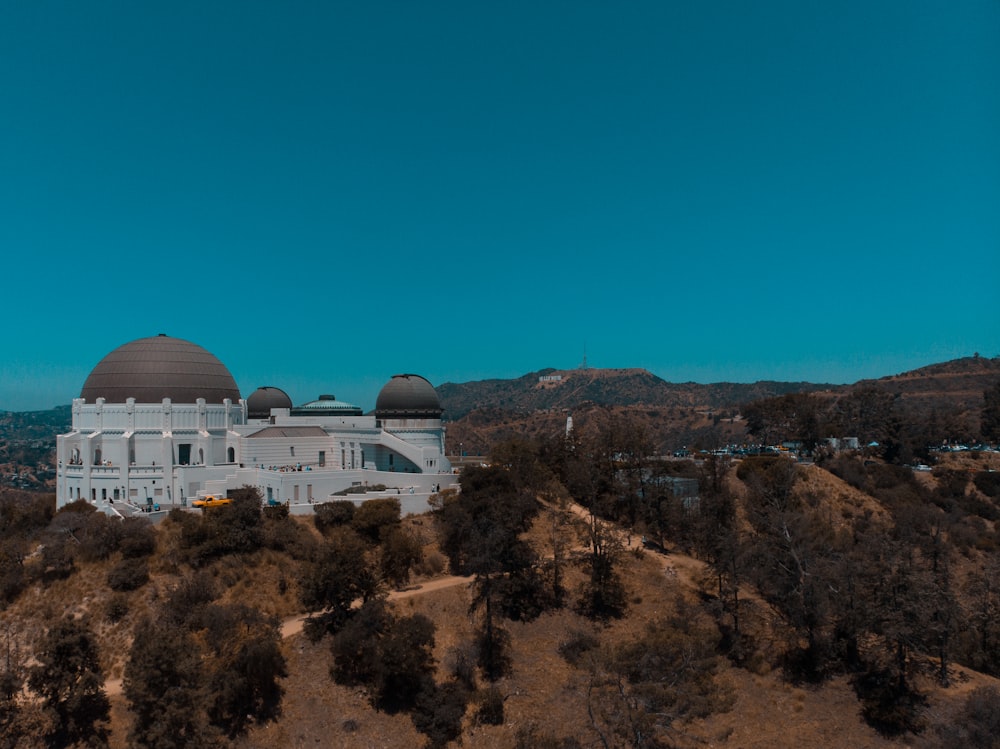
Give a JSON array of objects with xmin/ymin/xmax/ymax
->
[{"xmin": 57, "ymin": 395, "xmax": 456, "ymax": 515}]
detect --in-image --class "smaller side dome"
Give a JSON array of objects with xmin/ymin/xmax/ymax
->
[
  {"xmin": 246, "ymin": 386, "xmax": 293, "ymax": 419},
  {"xmin": 375, "ymin": 374, "xmax": 443, "ymax": 419}
]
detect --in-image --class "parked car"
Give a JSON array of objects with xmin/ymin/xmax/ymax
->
[{"xmin": 192, "ymin": 494, "xmax": 231, "ymax": 508}]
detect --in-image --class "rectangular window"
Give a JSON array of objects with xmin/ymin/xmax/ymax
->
[{"xmin": 318, "ymin": 451, "xmax": 326, "ymax": 467}]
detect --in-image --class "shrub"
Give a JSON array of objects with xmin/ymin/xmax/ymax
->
[
  {"xmin": 0, "ymin": 537, "xmax": 27, "ymax": 603},
  {"xmin": 0, "ymin": 490, "xmax": 54, "ymax": 539},
  {"xmin": 313, "ymin": 501, "xmax": 356, "ymax": 534},
  {"xmin": 106, "ymin": 593, "xmax": 130, "ymax": 623},
  {"xmin": 76, "ymin": 512, "xmax": 122, "ymax": 562},
  {"xmin": 558, "ymin": 629, "xmax": 599, "ymax": 667},
  {"xmin": 380, "ymin": 526, "xmax": 424, "ymax": 588},
  {"xmin": 107, "ymin": 557, "xmax": 149, "ymax": 592},
  {"xmin": 120, "ymin": 517, "xmax": 157, "ymax": 558},
  {"xmin": 933, "ymin": 686, "xmax": 1000, "ymax": 748},
  {"xmin": 973, "ymin": 471, "xmax": 1000, "ymax": 499},
  {"xmin": 414, "ymin": 550, "xmax": 446, "ymax": 577},
  {"xmin": 263, "ymin": 512, "xmax": 318, "ymax": 559},
  {"xmin": 412, "ymin": 680, "xmax": 469, "ymax": 749},
  {"xmin": 515, "ymin": 726, "xmax": 582, "ymax": 749},
  {"xmin": 476, "ymin": 685, "xmax": 505, "ymax": 726},
  {"xmin": 852, "ymin": 666, "xmax": 926, "ymax": 737},
  {"xmin": 351, "ymin": 498, "xmax": 401, "ymax": 544},
  {"xmin": 476, "ymin": 624, "xmax": 512, "ymax": 682}
]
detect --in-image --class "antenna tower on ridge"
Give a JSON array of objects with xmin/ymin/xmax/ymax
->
[{"xmin": 580, "ymin": 343, "xmax": 588, "ymax": 370}]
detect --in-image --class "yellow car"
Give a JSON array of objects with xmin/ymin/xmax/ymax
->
[{"xmin": 192, "ymin": 495, "xmax": 232, "ymax": 508}]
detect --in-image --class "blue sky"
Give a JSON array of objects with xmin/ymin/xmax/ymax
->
[{"xmin": 2, "ymin": 2, "xmax": 998, "ymax": 412}]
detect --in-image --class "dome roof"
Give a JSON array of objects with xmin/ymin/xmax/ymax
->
[
  {"xmin": 291, "ymin": 394, "xmax": 363, "ymax": 417},
  {"xmin": 375, "ymin": 374, "xmax": 443, "ymax": 419},
  {"xmin": 246, "ymin": 386, "xmax": 293, "ymax": 419},
  {"xmin": 80, "ymin": 335, "xmax": 241, "ymax": 404}
]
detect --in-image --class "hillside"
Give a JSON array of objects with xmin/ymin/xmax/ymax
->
[
  {"xmin": 440, "ymin": 357, "xmax": 1000, "ymax": 455},
  {"xmin": 4, "ymin": 451, "xmax": 1000, "ymax": 748},
  {"xmin": 856, "ymin": 355, "xmax": 1000, "ymax": 428},
  {"xmin": 0, "ymin": 406, "xmax": 69, "ymax": 490},
  {"xmin": 438, "ymin": 366, "xmax": 838, "ymax": 420}
]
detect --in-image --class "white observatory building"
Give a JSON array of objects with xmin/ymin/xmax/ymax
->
[{"xmin": 56, "ymin": 335, "xmax": 455, "ymax": 515}]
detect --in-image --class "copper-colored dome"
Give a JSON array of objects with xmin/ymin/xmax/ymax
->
[
  {"xmin": 246, "ymin": 386, "xmax": 293, "ymax": 419},
  {"xmin": 375, "ymin": 374, "xmax": 442, "ymax": 419},
  {"xmin": 80, "ymin": 335, "xmax": 241, "ymax": 404}
]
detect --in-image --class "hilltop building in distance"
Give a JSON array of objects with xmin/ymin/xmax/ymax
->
[{"xmin": 56, "ymin": 335, "xmax": 455, "ymax": 515}]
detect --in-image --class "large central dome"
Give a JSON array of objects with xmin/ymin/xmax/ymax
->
[{"xmin": 80, "ymin": 335, "xmax": 241, "ymax": 404}]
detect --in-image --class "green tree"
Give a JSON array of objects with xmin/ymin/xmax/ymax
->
[
  {"xmin": 119, "ymin": 517, "xmax": 157, "ymax": 558},
  {"xmin": 434, "ymin": 465, "xmax": 544, "ymax": 679},
  {"xmin": 351, "ymin": 497, "xmax": 401, "ymax": 544},
  {"xmin": 330, "ymin": 600, "xmax": 436, "ymax": 712},
  {"xmin": 692, "ymin": 456, "xmax": 745, "ymax": 640},
  {"xmin": 27, "ymin": 617, "xmax": 110, "ymax": 748},
  {"xmin": 851, "ymin": 534, "xmax": 932, "ymax": 735},
  {"xmin": 961, "ymin": 555, "xmax": 1000, "ymax": 676},
  {"xmin": 298, "ymin": 527, "xmax": 380, "ymax": 638},
  {"xmin": 124, "ymin": 615, "xmax": 212, "ymax": 748},
  {"xmin": 0, "ymin": 538, "xmax": 27, "ymax": 604},
  {"xmin": 739, "ymin": 456, "xmax": 838, "ymax": 675},
  {"xmin": 490, "ymin": 436, "xmax": 554, "ymax": 495},
  {"xmin": 198, "ymin": 604, "xmax": 287, "ymax": 737},
  {"xmin": 982, "ymin": 380, "xmax": 1000, "ymax": 443},
  {"xmin": 576, "ymin": 513, "xmax": 627, "ymax": 620},
  {"xmin": 379, "ymin": 525, "xmax": 424, "ymax": 589},
  {"xmin": 411, "ymin": 680, "xmax": 469, "ymax": 749},
  {"xmin": 313, "ymin": 500, "xmax": 356, "ymax": 534}
]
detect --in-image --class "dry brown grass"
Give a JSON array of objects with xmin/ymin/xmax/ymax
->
[
  {"xmin": 235, "ymin": 538, "xmax": 926, "ymax": 749},
  {"xmin": 9, "ymin": 478, "xmax": 1000, "ymax": 749}
]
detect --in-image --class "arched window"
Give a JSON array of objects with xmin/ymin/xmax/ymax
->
[{"xmin": 227, "ymin": 446, "xmax": 235, "ymax": 463}]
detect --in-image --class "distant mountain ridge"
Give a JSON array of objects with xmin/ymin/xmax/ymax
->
[
  {"xmin": 438, "ymin": 357, "xmax": 1000, "ymax": 421},
  {"xmin": 437, "ymin": 366, "xmax": 843, "ymax": 421},
  {"xmin": 437, "ymin": 357, "xmax": 1000, "ymax": 455},
  {"xmin": 857, "ymin": 355, "xmax": 1000, "ymax": 411}
]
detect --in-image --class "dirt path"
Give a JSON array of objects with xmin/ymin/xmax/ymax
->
[
  {"xmin": 279, "ymin": 574, "xmax": 473, "ymax": 639},
  {"xmin": 105, "ymin": 574, "xmax": 474, "ymax": 698},
  {"xmin": 557, "ymin": 498, "xmax": 709, "ymax": 589}
]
